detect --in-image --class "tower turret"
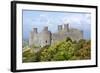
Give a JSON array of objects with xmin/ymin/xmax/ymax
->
[
  {"xmin": 43, "ymin": 26, "xmax": 48, "ymax": 31},
  {"xmin": 33, "ymin": 28, "xmax": 38, "ymax": 33},
  {"xmin": 64, "ymin": 23, "xmax": 69, "ymax": 31},
  {"xmin": 58, "ymin": 25, "xmax": 62, "ymax": 31}
]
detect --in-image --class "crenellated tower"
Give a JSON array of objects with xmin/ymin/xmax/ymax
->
[
  {"xmin": 58, "ymin": 25, "xmax": 62, "ymax": 31},
  {"xmin": 64, "ymin": 23, "xmax": 69, "ymax": 31}
]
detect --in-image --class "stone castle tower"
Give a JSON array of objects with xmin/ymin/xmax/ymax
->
[{"xmin": 29, "ymin": 24, "xmax": 83, "ymax": 47}]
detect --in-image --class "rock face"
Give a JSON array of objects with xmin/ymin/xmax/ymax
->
[{"xmin": 29, "ymin": 24, "xmax": 83, "ymax": 47}]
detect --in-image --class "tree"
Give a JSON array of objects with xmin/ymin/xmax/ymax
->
[
  {"xmin": 39, "ymin": 39, "xmax": 76, "ymax": 61},
  {"xmin": 23, "ymin": 38, "xmax": 91, "ymax": 62},
  {"xmin": 22, "ymin": 49, "xmax": 37, "ymax": 62},
  {"xmin": 66, "ymin": 37, "xmax": 72, "ymax": 42}
]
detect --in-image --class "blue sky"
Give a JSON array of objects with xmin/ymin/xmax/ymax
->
[{"xmin": 22, "ymin": 10, "xmax": 91, "ymax": 40}]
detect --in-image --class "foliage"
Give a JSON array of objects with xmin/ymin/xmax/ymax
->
[
  {"xmin": 22, "ymin": 48, "xmax": 37, "ymax": 62},
  {"xmin": 22, "ymin": 40, "xmax": 29, "ymax": 48},
  {"xmin": 22, "ymin": 37, "xmax": 91, "ymax": 62}
]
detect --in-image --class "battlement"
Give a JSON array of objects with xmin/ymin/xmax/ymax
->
[
  {"xmin": 64, "ymin": 23, "xmax": 69, "ymax": 31},
  {"xmin": 33, "ymin": 28, "xmax": 38, "ymax": 33},
  {"xmin": 58, "ymin": 25, "xmax": 62, "ymax": 31},
  {"xmin": 43, "ymin": 26, "xmax": 48, "ymax": 31},
  {"xmin": 58, "ymin": 24, "xmax": 69, "ymax": 31},
  {"xmin": 32, "ymin": 24, "xmax": 70, "ymax": 33}
]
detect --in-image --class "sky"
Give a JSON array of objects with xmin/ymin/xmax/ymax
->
[{"xmin": 22, "ymin": 10, "xmax": 91, "ymax": 40}]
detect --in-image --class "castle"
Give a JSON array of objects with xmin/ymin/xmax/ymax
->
[{"xmin": 29, "ymin": 24, "xmax": 83, "ymax": 48}]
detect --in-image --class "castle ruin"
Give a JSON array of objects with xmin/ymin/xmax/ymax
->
[{"xmin": 29, "ymin": 24, "xmax": 83, "ymax": 48}]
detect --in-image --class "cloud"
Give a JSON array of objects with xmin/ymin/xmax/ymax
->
[
  {"xmin": 60, "ymin": 13, "xmax": 91, "ymax": 30},
  {"xmin": 39, "ymin": 14, "xmax": 57, "ymax": 26},
  {"xmin": 23, "ymin": 10, "xmax": 91, "ymax": 39}
]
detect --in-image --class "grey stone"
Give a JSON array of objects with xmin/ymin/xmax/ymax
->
[{"xmin": 29, "ymin": 24, "xmax": 83, "ymax": 48}]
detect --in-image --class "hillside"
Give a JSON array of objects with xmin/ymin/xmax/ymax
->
[{"xmin": 22, "ymin": 37, "xmax": 91, "ymax": 62}]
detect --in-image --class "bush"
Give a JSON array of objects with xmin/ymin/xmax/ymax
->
[{"xmin": 22, "ymin": 38, "xmax": 91, "ymax": 62}]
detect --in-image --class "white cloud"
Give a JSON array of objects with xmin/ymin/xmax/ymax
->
[{"xmin": 61, "ymin": 13, "xmax": 91, "ymax": 30}]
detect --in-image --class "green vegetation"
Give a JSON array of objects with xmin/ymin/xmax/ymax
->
[
  {"xmin": 23, "ymin": 37, "xmax": 91, "ymax": 62},
  {"xmin": 22, "ymin": 40, "xmax": 29, "ymax": 48}
]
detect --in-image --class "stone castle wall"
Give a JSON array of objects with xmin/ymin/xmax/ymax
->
[{"xmin": 29, "ymin": 24, "xmax": 83, "ymax": 47}]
